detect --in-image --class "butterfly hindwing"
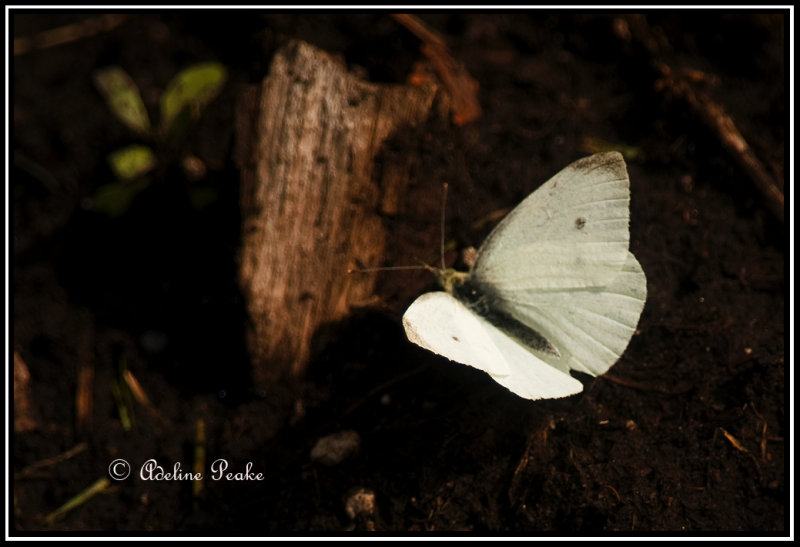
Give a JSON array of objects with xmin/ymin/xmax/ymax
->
[{"xmin": 491, "ymin": 252, "xmax": 647, "ymax": 377}]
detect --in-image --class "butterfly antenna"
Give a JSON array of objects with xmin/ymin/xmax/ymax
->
[
  {"xmin": 350, "ymin": 185, "xmax": 449, "ymax": 275},
  {"xmin": 440, "ymin": 182, "xmax": 449, "ymax": 271},
  {"xmin": 347, "ymin": 264, "xmax": 428, "ymax": 274}
]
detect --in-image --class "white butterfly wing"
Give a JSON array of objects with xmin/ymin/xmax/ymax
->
[
  {"xmin": 473, "ymin": 152, "xmax": 631, "ymax": 291},
  {"xmin": 402, "ymin": 292, "xmax": 584, "ymax": 400},
  {"xmin": 493, "ymin": 252, "xmax": 647, "ymax": 377}
]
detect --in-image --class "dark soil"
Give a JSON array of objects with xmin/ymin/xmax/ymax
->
[{"xmin": 11, "ymin": 12, "xmax": 787, "ymax": 535}]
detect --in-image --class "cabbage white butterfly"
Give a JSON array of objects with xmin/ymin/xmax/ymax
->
[{"xmin": 402, "ymin": 152, "xmax": 647, "ymax": 400}]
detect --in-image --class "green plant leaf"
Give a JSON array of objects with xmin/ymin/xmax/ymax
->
[
  {"xmin": 91, "ymin": 178, "xmax": 150, "ymax": 218},
  {"xmin": 93, "ymin": 66, "xmax": 152, "ymax": 135},
  {"xmin": 108, "ymin": 144, "xmax": 157, "ymax": 180},
  {"xmin": 160, "ymin": 62, "xmax": 227, "ymax": 132}
]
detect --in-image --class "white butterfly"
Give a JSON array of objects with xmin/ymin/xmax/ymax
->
[{"xmin": 402, "ymin": 152, "xmax": 647, "ymax": 400}]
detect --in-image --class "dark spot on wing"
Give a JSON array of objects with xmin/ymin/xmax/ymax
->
[
  {"xmin": 575, "ymin": 217, "xmax": 586, "ymax": 229},
  {"xmin": 571, "ymin": 151, "xmax": 627, "ymax": 181}
]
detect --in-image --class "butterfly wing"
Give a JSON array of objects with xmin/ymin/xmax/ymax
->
[
  {"xmin": 473, "ymin": 152, "xmax": 631, "ymax": 291},
  {"xmin": 491, "ymin": 252, "xmax": 647, "ymax": 378},
  {"xmin": 402, "ymin": 292, "xmax": 584, "ymax": 400},
  {"xmin": 470, "ymin": 152, "xmax": 646, "ymax": 379}
]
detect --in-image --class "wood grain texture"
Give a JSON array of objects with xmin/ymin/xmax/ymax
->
[{"xmin": 235, "ymin": 40, "xmax": 440, "ymax": 386}]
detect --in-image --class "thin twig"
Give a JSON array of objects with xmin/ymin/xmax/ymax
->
[
  {"xmin": 621, "ymin": 14, "xmax": 784, "ymax": 223},
  {"xmin": 15, "ymin": 443, "xmax": 88, "ymax": 480},
  {"xmin": 14, "ymin": 14, "xmax": 128, "ymax": 56},
  {"xmin": 75, "ymin": 327, "xmax": 95, "ymax": 435},
  {"xmin": 392, "ymin": 14, "xmax": 482, "ymax": 125},
  {"xmin": 656, "ymin": 71, "xmax": 784, "ymax": 222},
  {"xmin": 602, "ymin": 372, "xmax": 693, "ymax": 395},
  {"xmin": 440, "ymin": 183, "xmax": 449, "ymax": 271}
]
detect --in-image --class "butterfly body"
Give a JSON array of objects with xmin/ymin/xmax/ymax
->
[{"xmin": 448, "ymin": 274, "xmax": 561, "ymax": 357}]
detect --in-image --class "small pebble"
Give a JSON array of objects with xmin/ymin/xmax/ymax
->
[
  {"xmin": 344, "ymin": 487, "xmax": 376, "ymax": 531},
  {"xmin": 344, "ymin": 487, "xmax": 376, "ymax": 520},
  {"xmin": 310, "ymin": 430, "xmax": 361, "ymax": 466}
]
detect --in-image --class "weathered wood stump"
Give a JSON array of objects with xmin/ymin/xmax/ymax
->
[{"xmin": 235, "ymin": 40, "xmax": 441, "ymax": 387}]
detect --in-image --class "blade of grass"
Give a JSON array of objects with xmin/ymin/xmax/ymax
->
[{"xmin": 44, "ymin": 477, "xmax": 111, "ymax": 524}]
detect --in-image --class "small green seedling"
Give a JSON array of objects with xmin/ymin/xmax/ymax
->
[{"xmin": 91, "ymin": 62, "xmax": 227, "ymax": 216}]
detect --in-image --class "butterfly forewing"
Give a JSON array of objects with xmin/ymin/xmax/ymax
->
[
  {"xmin": 473, "ymin": 152, "xmax": 631, "ymax": 292},
  {"xmin": 402, "ymin": 292, "xmax": 585, "ymax": 399},
  {"xmin": 403, "ymin": 291, "xmax": 512, "ymax": 378}
]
